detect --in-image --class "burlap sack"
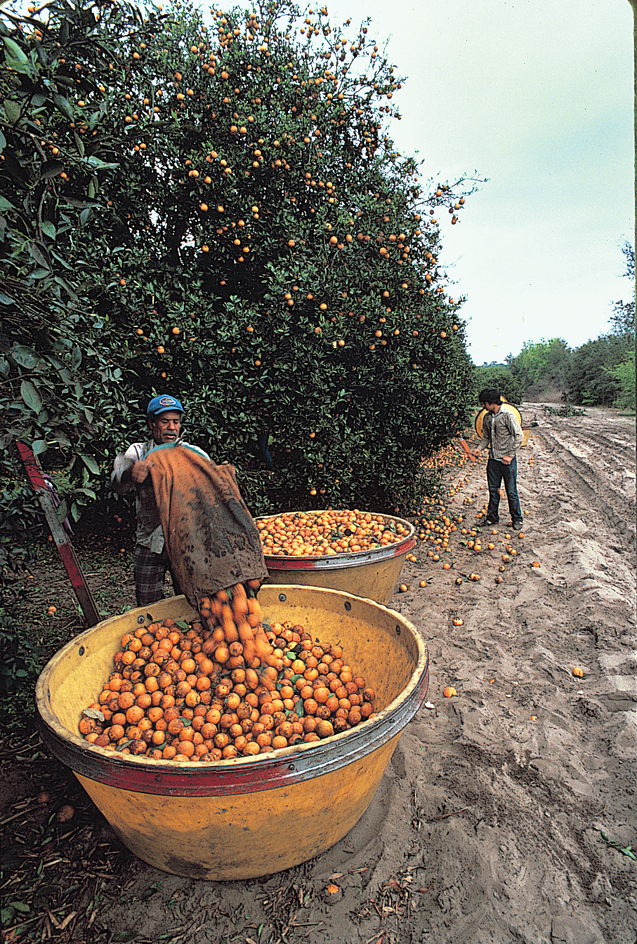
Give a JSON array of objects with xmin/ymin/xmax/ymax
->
[{"xmin": 146, "ymin": 443, "xmax": 268, "ymax": 608}]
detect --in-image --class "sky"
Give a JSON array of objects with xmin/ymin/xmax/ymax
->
[{"xmin": 318, "ymin": 0, "xmax": 634, "ymax": 365}]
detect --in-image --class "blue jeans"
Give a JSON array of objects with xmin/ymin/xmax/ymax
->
[{"xmin": 486, "ymin": 457, "xmax": 522, "ymax": 523}]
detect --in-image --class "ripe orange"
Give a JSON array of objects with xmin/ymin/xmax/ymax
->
[{"xmin": 80, "ymin": 608, "xmax": 376, "ymax": 763}]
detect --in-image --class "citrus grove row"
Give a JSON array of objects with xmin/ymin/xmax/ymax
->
[{"xmin": 2, "ymin": 0, "xmax": 482, "ymax": 576}]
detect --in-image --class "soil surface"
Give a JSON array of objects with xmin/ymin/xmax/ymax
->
[{"xmin": 2, "ymin": 404, "xmax": 636, "ymax": 944}]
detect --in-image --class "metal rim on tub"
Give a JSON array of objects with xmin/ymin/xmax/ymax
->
[
  {"xmin": 257, "ymin": 511, "xmax": 416, "ymax": 570},
  {"xmin": 36, "ymin": 591, "xmax": 428, "ymax": 798}
]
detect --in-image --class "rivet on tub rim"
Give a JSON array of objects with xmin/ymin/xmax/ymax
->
[
  {"xmin": 344, "ymin": 601, "xmax": 351, "ymax": 611},
  {"xmin": 395, "ymin": 625, "xmax": 401, "ymax": 635},
  {"xmin": 137, "ymin": 615, "xmax": 146, "ymax": 624},
  {"xmin": 278, "ymin": 593, "xmax": 287, "ymax": 602},
  {"xmin": 78, "ymin": 646, "xmax": 85, "ymax": 656}
]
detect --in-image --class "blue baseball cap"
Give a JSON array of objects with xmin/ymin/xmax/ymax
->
[{"xmin": 147, "ymin": 395, "xmax": 184, "ymax": 417}]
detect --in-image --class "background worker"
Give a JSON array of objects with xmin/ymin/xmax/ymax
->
[
  {"xmin": 472, "ymin": 388, "xmax": 525, "ymax": 530},
  {"xmin": 111, "ymin": 394, "xmax": 210, "ymax": 606}
]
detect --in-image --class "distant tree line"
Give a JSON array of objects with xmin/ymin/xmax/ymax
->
[{"xmin": 475, "ymin": 243, "xmax": 635, "ymax": 411}]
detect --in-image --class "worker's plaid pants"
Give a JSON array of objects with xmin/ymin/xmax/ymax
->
[{"xmin": 133, "ymin": 545, "xmax": 182, "ymax": 607}]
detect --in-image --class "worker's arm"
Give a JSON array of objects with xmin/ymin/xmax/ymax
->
[
  {"xmin": 500, "ymin": 414, "xmax": 524, "ymax": 463},
  {"xmin": 111, "ymin": 444, "xmax": 145, "ymax": 494},
  {"xmin": 471, "ymin": 418, "xmax": 490, "ymax": 458}
]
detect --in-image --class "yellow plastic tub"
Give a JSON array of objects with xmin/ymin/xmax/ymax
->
[
  {"xmin": 474, "ymin": 401, "xmax": 523, "ymax": 440},
  {"xmin": 36, "ymin": 585, "xmax": 429, "ymax": 880},
  {"xmin": 257, "ymin": 511, "xmax": 416, "ymax": 605}
]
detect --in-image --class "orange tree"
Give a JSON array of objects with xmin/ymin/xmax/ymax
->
[
  {"xmin": 96, "ymin": 0, "xmax": 479, "ymax": 512},
  {"xmin": 1, "ymin": 0, "xmax": 478, "ymax": 573},
  {"xmin": 0, "ymin": 0, "xmax": 151, "ymax": 574}
]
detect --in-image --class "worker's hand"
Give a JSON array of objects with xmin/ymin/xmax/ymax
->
[
  {"xmin": 131, "ymin": 458, "xmax": 153, "ymax": 483},
  {"xmin": 471, "ymin": 448, "xmax": 481, "ymax": 459},
  {"xmin": 501, "ymin": 455, "xmax": 512, "ymax": 466}
]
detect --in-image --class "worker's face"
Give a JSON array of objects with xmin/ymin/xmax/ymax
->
[
  {"xmin": 482, "ymin": 401, "xmax": 500, "ymax": 415},
  {"xmin": 149, "ymin": 411, "xmax": 182, "ymax": 444}
]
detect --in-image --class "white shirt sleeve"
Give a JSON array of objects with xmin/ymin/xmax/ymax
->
[{"xmin": 111, "ymin": 443, "xmax": 144, "ymax": 493}]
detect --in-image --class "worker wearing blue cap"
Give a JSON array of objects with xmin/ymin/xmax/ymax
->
[{"xmin": 111, "ymin": 395, "xmax": 210, "ymax": 606}]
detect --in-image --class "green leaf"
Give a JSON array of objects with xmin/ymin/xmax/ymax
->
[
  {"xmin": 599, "ymin": 831, "xmax": 637, "ymax": 860},
  {"xmin": 10, "ymin": 345, "xmax": 43, "ymax": 370},
  {"xmin": 32, "ymin": 440, "xmax": 47, "ymax": 456},
  {"xmin": 52, "ymin": 93, "xmax": 74, "ymax": 121},
  {"xmin": 30, "ymin": 242, "xmax": 50, "ymax": 269},
  {"xmin": 20, "ymin": 380, "xmax": 43, "ymax": 414},
  {"xmin": 62, "ymin": 196, "xmax": 101, "ymax": 209},
  {"xmin": 4, "ymin": 99, "xmax": 22, "ymax": 124},
  {"xmin": 41, "ymin": 220, "xmax": 56, "ymax": 238},
  {"xmin": 7, "ymin": 900, "xmax": 31, "ymax": 914},
  {"xmin": 53, "ymin": 276, "xmax": 79, "ymax": 301},
  {"xmin": 80, "ymin": 454, "xmax": 99, "ymax": 475},
  {"xmin": 3, "ymin": 36, "xmax": 29, "ymax": 64},
  {"xmin": 76, "ymin": 488, "xmax": 97, "ymax": 499},
  {"xmin": 73, "ymin": 130, "xmax": 85, "ymax": 157},
  {"xmin": 41, "ymin": 161, "xmax": 64, "ymax": 180},
  {"xmin": 50, "ymin": 250, "xmax": 73, "ymax": 270},
  {"xmin": 83, "ymin": 707, "xmax": 105, "ymax": 721},
  {"xmin": 84, "ymin": 156, "xmax": 120, "ymax": 171},
  {"xmin": 3, "ymin": 36, "xmax": 36, "ymax": 77}
]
